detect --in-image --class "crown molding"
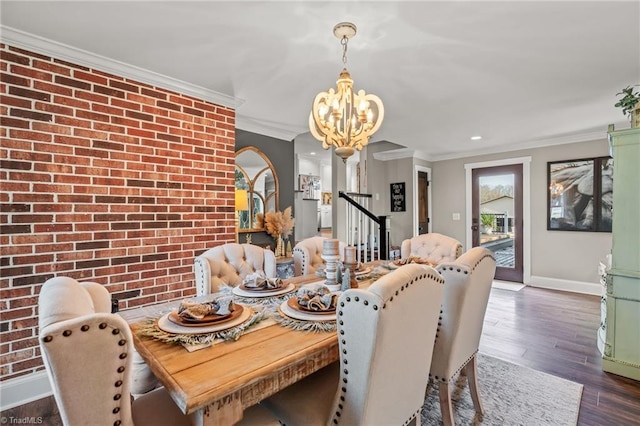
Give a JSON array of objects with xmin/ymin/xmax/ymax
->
[
  {"xmin": 372, "ymin": 148, "xmax": 432, "ymax": 162},
  {"xmin": 235, "ymin": 115, "xmax": 304, "ymax": 142},
  {"xmin": 0, "ymin": 26, "xmax": 244, "ymax": 109},
  {"xmin": 429, "ymin": 129, "xmax": 612, "ymax": 162}
]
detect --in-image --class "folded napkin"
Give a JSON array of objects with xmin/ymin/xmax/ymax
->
[
  {"xmin": 393, "ymin": 255, "xmax": 437, "ymax": 268},
  {"xmin": 178, "ymin": 296, "xmax": 235, "ymax": 320},
  {"xmin": 296, "ymin": 284, "xmax": 339, "ymax": 312},
  {"xmin": 242, "ymin": 271, "xmax": 283, "ymax": 290}
]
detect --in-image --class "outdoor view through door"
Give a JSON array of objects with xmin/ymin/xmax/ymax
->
[{"xmin": 472, "ymin": 165, "xmax": 523, "ymax": 282}]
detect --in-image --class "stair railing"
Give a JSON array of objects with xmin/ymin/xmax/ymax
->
[{"xmin": 339, "ymin": 191, "xmax": 389, "ymax": 262}]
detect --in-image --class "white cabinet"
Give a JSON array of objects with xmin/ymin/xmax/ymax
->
[{"xmin": 320, "ymin": 206, "xmax": 332, "ymax": 229}]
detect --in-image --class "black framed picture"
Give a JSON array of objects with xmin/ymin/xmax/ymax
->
[
  {"xmin": 390, "ymin": 182, "xmax": 406, "ymax": 212},
  {"xmin": 547, "ymin": 157, "xmax": 612, "ymax": 232}
]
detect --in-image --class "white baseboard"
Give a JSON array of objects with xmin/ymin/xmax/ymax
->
[
  {"xmin": 0, "ymin": 370, "xmax": 52, "ymax": 411},
  {"xmin": 529, "ymin": 275, "xmax": 601, "ymax": 296}
]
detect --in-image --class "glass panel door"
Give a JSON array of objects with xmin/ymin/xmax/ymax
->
[{"xmin": 472, "ymin": 164, "xmax": 523, "ymax": 282}]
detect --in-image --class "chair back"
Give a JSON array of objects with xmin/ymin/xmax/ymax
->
[
  {"xmin": 431, "ymin": 247, "xmax": 496, "ymax": 381},
  {"xmin": 194, "ymin": 243, "xmax": 277, "ymax": 294},
  {"xmin": 39, "ymin": 277, "xmax": 136, "ymax": 426},
  {"xmin": 400, "ymin": 233, "xmax": 463, "ymax": 265},
  {"xmin": 292, "ymin": 236, "xmax": 346, "ymax": 276},
  {"xmin": 329, "ymin": 264, "xmax": 444, "ymax": 425}
]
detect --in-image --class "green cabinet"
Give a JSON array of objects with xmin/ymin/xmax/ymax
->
[{"xmin": 604, "ymin": 127, "xmax": 640, "ymax": 380}]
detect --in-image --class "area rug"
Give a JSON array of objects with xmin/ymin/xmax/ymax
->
[
  {"xmin": 421, "ymin": 353, "xmax": 583, "ymax": 425},
  {"xmin": 492, "ymin": 280, "xmax": 525, "ymax": 291}
]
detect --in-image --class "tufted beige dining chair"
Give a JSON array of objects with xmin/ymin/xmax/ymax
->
[
  {"xmin": 400, "ymin": 233, "xmax": 463, "ymax": 265},
  {"xmin": 194, "ymin": 243, "xmax": 277, "ymax": 295},
  {"xmin": 430, "ymin": 247, "xmax": 497, "ymax": 426},
  {"xmin": 38, "ymin": 276, "xmax": 193, "ymax": 426},
  {"xmin": 292, "ymin": 236, "xmax": 347, "ymax": 276},
  {"xmin": 262, "ymin": 263, "xmax": 445, "ymax": 425}
]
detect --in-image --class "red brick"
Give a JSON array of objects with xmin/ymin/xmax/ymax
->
[
  {"xmin": 32, "ymin": 59, "xmax": 71, "ymax": 76},
  {"xmin": 9, "ymin": 129, "xmax": 52, "ymax": 142},
  {"xmin": 0, "ymin": 94, "xmax": 31, "ymax": 108},
  {"xmin": 36, "ymin": 102, "xmax": 74, "ymax": 116},
  {"xmin": 1, "ymin": 72, "xmax": 29, "ymax": 86},
  {"xmin": 53, "ymin": 94, "xmax": 90, "ymax": 109},
  {"xmin": 74, "ymin": 70, "xmax": 108, "ymax": 85},
  {"xmin": 111, "ymin": 98, "xmax": 141, "ymax": 111},
  {"xmin": 1, "ymin": 50, "xmax": 30, "ymax": 66},
  {"xmin": 33, "ymin": 80, "xmax": 73, "ymax": 96}
]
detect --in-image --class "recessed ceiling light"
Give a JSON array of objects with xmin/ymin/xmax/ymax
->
[
  {"xmin": 310, "ymin": 152, "xmax": 316, "ymax": 155},
  {"xmin": 470, "ymin": 135, "xmax": 482, "ymax": 140}
]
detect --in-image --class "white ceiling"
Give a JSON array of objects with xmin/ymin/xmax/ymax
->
[{"xmin": 2, "ymin": 1, "xmax": 639, "ymax": 161}]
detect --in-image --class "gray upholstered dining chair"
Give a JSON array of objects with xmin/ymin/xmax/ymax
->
[
  {"xmin": 261, "ymin": 263, "xmax": 445, "ymax": 425},
  {"xmin": 292, "ymin": 236, "xmax": 347, "ymax": 276},
  {"xmin": 400, "ymin": 233, "xmax": 463, "ymax": 265},
  {"xmin": 38, "ymin": 276, "xmax": 194, "ymax": 426},
  {"xmin": 194, "ymin": 243, "xmax": 277, "ymax": 295},
  {"xmin": 430, "ymin": 247, "xmax": 497, "ymax": 426}
]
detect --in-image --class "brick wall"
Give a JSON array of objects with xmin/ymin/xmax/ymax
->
[{"xmin": 0, "ymin": 44, "xmax": 236, "ymax": 381}]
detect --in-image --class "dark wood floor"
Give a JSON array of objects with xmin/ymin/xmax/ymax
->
[
  {"xmin": 2, "ymin": 285, "xmax": 639, "ymax": 425},
  {"xmin": 480, "ymin": 286, "xmax": 640, "ymax": 425}
]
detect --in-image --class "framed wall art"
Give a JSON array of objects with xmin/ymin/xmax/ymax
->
[
  {"xmin": 547, "ymin": 156, "xmax": 612, "ymax": 232},
  {"xmin": 390, "ymin": 182, "xmax": 406, "ymax": 212}
]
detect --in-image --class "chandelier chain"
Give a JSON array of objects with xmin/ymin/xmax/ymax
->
[{"xmin": 341, "ymin": 36, "xmax": 349, "ymax": 66}]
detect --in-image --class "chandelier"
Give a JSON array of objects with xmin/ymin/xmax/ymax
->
[{"xmin": 309, "ymin": 22, "xmax": 384, "ymax": 162}]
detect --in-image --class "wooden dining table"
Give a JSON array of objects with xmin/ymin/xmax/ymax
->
[{"xmin": 124, "ymin": 273, "xmax": 375, "ymax": 426}]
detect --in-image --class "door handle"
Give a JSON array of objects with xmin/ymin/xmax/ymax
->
[{"xmin": 472, "ymin": 225, "xmax": 479, "ymax": 231}]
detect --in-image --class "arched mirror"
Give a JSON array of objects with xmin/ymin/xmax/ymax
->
[{"xmin": 235, "ymin": 146, "xmax": 279, "ymax": 232}]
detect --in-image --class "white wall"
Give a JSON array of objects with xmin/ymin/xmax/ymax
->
[{"xmin": 297, "ymin": 157, "xmax": 321, "ymax": 179}]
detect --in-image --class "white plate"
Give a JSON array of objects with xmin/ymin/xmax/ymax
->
[
  {"xmin": 232, "ymin": 282, "xmax": 295, "ymax": 298},
  {"xmin": 278, "ymin": 299, "xmax": 337, "ymax": 322},
  {"xmin": 157, "ymin": 306, "xmax": 253, "ymax": 334}
]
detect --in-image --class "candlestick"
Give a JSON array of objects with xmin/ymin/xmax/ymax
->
[
  {"xmin": 322, "ymin": 239, "xmax": 341, "ymax": 291},
  {"xmin": 344, "ymin": 246, "xmax": 356, "ymax": 264}
]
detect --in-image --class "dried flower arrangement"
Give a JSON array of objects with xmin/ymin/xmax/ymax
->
[
  {"xmin": 263, "ymin": 206, "xmax": 295, "ymax": 240},
  {"xmin": 262, "ymin": 207, "xmax": 295, "ymax": 257}
]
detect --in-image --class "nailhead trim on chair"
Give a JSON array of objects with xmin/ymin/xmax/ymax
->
[
  {"xmin": 41, "ymin": 321, "xmax": 130, "ymax": 426},
  {"xmin": 431, "ymin": 252, "xmax": 493, "ymax": 384},
  {"xmin": 293, "ymin": 247, "xmax": 307, "ymax": 275},
  {"xmin": 430, "ymin": 350, "xmax": 478, "ymax": 383},
  {"xmin": 194, "ymin": 257, "xmax": 207, "ymax": 296},
  {"xmin": 331, "ymin": 272, "xmax": 444, "ymax": 424}
]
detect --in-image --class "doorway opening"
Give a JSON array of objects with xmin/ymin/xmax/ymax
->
[
  {"xmin": 413, "ymin": 165, "xmax": 432, "ymax": 237},
  {"xmin": 465, "ymin": 157, "xmax": 531, "ymax": 284},
  {"xmin": 472, "ymin": 165, "xmax": 522, "ymax": 282}
]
